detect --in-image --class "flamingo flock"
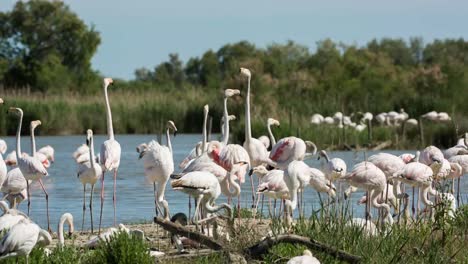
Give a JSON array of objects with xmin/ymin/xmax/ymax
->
[{"xmin": 0, "ymin": 69, "xmax": 465, "ymax": 263}]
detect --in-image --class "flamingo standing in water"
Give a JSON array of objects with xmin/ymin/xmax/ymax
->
[
  {"xmin": 99, "ymin": 77, "xmax": 121, "ymax": 233},
  {"xmin": 252, "ymin": 165, "xmax": 288, "ymax": 217},
  {"xmin": 341, "ymin": 162, "xmax": 393, "ymax": 225},
  {"xmin": 8, "ymin": 108, "xmax": 49, "ymax": 229},
  {"xmin": 138, "ymin": 121, "xmax": 177, "ymax": 220},
  {"xmin": 77, "ymin": 129, "xmax": 102, "ymax": 233}
]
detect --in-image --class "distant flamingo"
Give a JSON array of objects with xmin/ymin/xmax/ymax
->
[
  {"xmin": 171, "ymin": 171, "xmax": 233, "ymax": 224},
  {"xmin": 8, "ymin": 108, "xmax": 49, "ymax": 230},
  {"xmin": 138, "ymin": 121, "xmax": 177, "ymax": 220},
  {"xmin": 57, "ymin": 213, "xmax": 74, "ymax": 247},
  {"xmin": 287, "ymin": 249, "xmax": 321, "ymax": 264},
  {"xmin": 99, "ymin": 77, "xmax": 121, "ymax": 232},
  {"xmin": 0, "ymin": 218, "xmax": 52, "ymax": 263},
  {"xmin": 77, "ymin": 129, "xmax": 103, "ymax": 233},
  {"xmin": 444, "ymin": 138, "xmax": 468, "ymax": 159}
]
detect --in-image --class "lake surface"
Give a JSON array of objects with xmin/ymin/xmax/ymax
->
[{"xmin": 1, "ymin": 134, "xmax": 466, "ymax": 231}]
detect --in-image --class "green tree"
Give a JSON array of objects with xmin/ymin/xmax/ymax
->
[{"xmin": 0, "ymin": 1, "xmax": 100, "ymax": 92}]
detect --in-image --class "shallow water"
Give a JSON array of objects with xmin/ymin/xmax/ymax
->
[{"xmin": 1, "ymin": 134, "xmax": 466, "ymax": 231}]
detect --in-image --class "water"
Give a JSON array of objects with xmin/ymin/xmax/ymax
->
[{"xmin": 1, "ymin": 134, "xmax": 466, "ymax": 231}]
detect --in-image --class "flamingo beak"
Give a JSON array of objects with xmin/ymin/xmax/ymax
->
[
  {"xmin": 138, "ymin": 151, "xmax": 145, "ymax": 159},
  {"xmin": 173, "ymin": 131, "xmax": 177, "ymax": 137},
  {"xmin": 248, "ymin": 169, "xmax": 253, "ymax": 176}
]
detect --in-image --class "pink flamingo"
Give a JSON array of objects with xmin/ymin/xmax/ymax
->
[
  {"xmin": 341, "ymin": 162, "xmax": 393, "ymax": 225},
  {"xmin": 252, "ymin": 165, "xmax": 288, "ymax": 217},
  {"xmin": 99, "ymin": 77, "xmax": 121, "ymax": 233}
]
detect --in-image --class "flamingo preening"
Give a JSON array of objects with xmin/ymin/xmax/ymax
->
[
  {"xmin": 99, "ymin": 77, "xmax": 121, "ymax": 233},
  {"xmin": 77, "ymin": 129, "xmax": 102, "ymax": 233}
]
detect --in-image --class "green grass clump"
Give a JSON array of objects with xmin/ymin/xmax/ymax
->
[{"xmin": 88, "ymin": 231, "xmax": 153, "ymax": 264}]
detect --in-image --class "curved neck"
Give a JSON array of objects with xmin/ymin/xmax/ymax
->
[
  {"xmin": 15, "ymin": 111, "xmax": 23, "ymax": 159},
  {"xmin": 204, "ymin": 200, "xmax": 232, "ymax": 219},
  {"xmin": 39, "ymin": 229, "xmax": 52, "ymax": 246},
  {"xmin": 245, "ymin": 76, "xmax": 252, "ymax": 141},
  {"xmin": 166, "ymin": 127, "xmax": 173, "ymax": 154},
  {"xmin": 58, "ymin": 215, "xmax": 73, "ymax": 246},
  {"xmin": 227, "ymin": 167, "xmax": 241, "ymax": 197},
  {"xmin": 104, "ymin": 84, "xmax": 114, "ymax": 140},
  {"xmin": 267, "ymin": 123, "xmax": 276, "ymax": 145},
  {"xmin": 370, "ymin": 190, "xmax": 393, "ymax": 225},
  {"xmin": 321, "ymin": 151, "xmax": 330, "ymax": 163},
  {"xmin": 222, "ymin": 98, "xmax": 229, "ymax": 145},
  {"xmin": 202, "ymin": 110, "xmax": 208, "ymax": 153},
  {"xmin": 31, "ymin": 126, "xmax": 37, "ymax": 155},
  {"xmin": 89, "ymin": 135, "xmax": 95, "ymax": 168}
]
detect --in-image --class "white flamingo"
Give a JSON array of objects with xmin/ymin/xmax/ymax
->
[
  {"xmin": 287, "ymin": 249, "xmax": 321, "ymax": 264},
  {"xmin": 37, "ymin": 146, "xmax": 54, "ymax": 165},
  {"xmin": 0, "ymin": 201, "xmax": 28, "ymax": 232},
  {"xmin": 171, "ymin": 171, "xmax": 233, "ymax": 224},
  {"xmin": 1, "ymin": 168, "xmax": 27, "ymax": 208},
  {"xmin": 77, "ymin": 129, "xmax": 102, "ymax": 233},
  {"xmin": 0, "ymin": 218, "xmax": 52, "ymax": 264},
  {"xmin": 8, "ymin": 108, "xmax": 49, "ymax": 230},
  {"xmin": 99, "ymin": 77, "xmax": 121, "ymax": 232},
  {"xmin": 138, "ymin": 121, "xmax": 177, "ymax": 220},
  {"xmin": 57, "ymin": 213, "xmax": 74, "ymax": 247}
]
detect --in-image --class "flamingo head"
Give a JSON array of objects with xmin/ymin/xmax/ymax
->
[
  {"xmin": 305, "ymin": 141, "xmax": 317, "ymax": 156},
  {"xmin": 251, "ymin": 165, "xmax": 269, "ymax": 178},
  {"xmin": 206, "ymin": 141, "xmax": 222, "ymax": 160},
  {"xmin": 31, "ymin": 120, "xmax": 42, "ymax": 130},
  {"xmin": 222, "ymin": 115, "xmax": 236, "ymax": 122},
  {"xmin": 38, "ymin": 145, "xmax": 55, "ymax": 163},
  {"xmin": 167, "ymin": 120, "xmax": 177, "ymax": 137},
  {"xmin": 224, "ymin": 89, "xmax": 240, "ymax": 98},
  {"xmin": 239, "ymin": 67, "xmax": 251, "ymax": 78},
  {"xmin": 449, "ymin": 163, "xmax": 463, "ymax": 178},
  {"xmin": 103, "ymin": 77, "xmax": 114, "ymax": 88},
  {"xmin": 136, "ymin": 143, "xmax": 148, "ymax": 159},
  {"xmin": 267, "ymin": 118, "xmax": 280, "ymax": 127},
  {"xmin": 7, "ymin": 107, "xmax": 23, "ymax": 116},
  {"xmin": 86, "ymin": 129, "xmax": 93, "ymax": 145},
  {"xmin": 0, "ymin": 98, "xmax": 3, "ymax": 104},
  {"xmin": 203, "ymin": 104, "xmax": 209, "ymax": 115},
  {"xmin": 318, "ymin": 150, "xmax": 328, "ymax": 161}
]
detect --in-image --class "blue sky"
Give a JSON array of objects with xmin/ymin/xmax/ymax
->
[{"xmin": 2, "ymin": 0, "xmax": 467, "ymax": 79}]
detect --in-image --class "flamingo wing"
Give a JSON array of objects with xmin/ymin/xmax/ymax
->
[{"xmin": 100, "ymin": 139, "xmax": 121, "ymax": 171}]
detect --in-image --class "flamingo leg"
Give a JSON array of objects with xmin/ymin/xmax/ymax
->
[
  {"xmin": 411, "ymin": 186, "xmax": 415, "ymax": 219},
  {"xmin": 82, "ymin": 184, "xmax": 86, "ymax": 232},
  {"xmin": 90, "ymin": 184, "xmax": 95, "ymax": 234},
  {"xmin": 153, "ymin": 182, "xmax": 158, "ymax": 217},
  {"xmin": 99, "ymin": 172, "xmax": 105, "ymax": 235},
  {"xmin": 188, "ymin": 197, "xmax": 192, "ymax": 219},
  {"xmin": 193, "ymin": 195, "xmax": 203, "ymax": 230},
  {"xmin": 249, "ymin": 173, "xmax": 256, "ymax": 209},
  {"xmin": 38, "ymin": 179, "xmax": 50, "ymax": 232},
  {"xmin": 456, "ymin": 178, "xmax": 461, "ymax": 206},
  {"xmin": 26, "ymin": 181, "xmax": 31, "ymax": 216},
  {"xmin": 113, "ymin": 169, "xmax": 118, "ymax": 227}
]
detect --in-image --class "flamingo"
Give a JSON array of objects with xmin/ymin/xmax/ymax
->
[
  {"xmin": 287, "ymin": 249, "xmax": 321, "ymax": 264},
  {"xmin": 1, "ymin": 168, "xmax": 27, "ymax": 208},
  {"xmin": 448, "ymin": 154, "xmax": 468, "ymax": 205},
  {"xmin": 283, "ymin": 160, "xmax": 305, "ymax": 225},
  {"xmin": 179, "ymin": 105, "xmax": 209, "ymax": 169},
  {"xmin": 206, "ymin": 141, "xmax": 250, "ymax": 215},
  {"xmin": 240, "ymin": 68, "xmax": 270, "ymax": 167},
  {"xmin": 368, "ymin": 153, "xmax": 406, "ymax": 210},
  {"xmin": 37, "ymin": 146, "xmax": 54, "ymax": 165},
  {"xmin": 138, "ymin": 121, "xmax": 177, "ymax": 220},
  {"xmin": 77, "ymin": 129, "xmax": 103, "ymax": 233},
  {"xmin": 341, "ymin": 162, "xmax": 393, "ymax": 225},
  {"xmin": 57, "ymin": 213, "xmax": 74, "ymax": 247},
  {"xmin": 0, "ymin": 201, "xmax": 28, "ymax": 232},
  {"xmin": 99, "ymin": 77, "xmax": 121, "ymax": 232},
  {"xmin": 311, "ymin": 114, "xmax": 324, "ymax": 125},
  {"xmin": 171, "ymin": 171, "xmax": 233, "ymax": 225},
  {"xmin": 444, "ymin": 138, "xmax": 468, "ymax": 159},
  {"xmin": 252, "ymin": 165, "xmax": 288, "ymax": 217},
  {"xmin": 0, "ymin": 218, "xmax": 52, "ymax": 264},
  {"xmin": 258, "ymin": 118, "xmax": 280, "ymax": 149},
  {"xmin": 268, "ymin": 136, "xmax": 310, "ymax": 169},
  {"xmin": 318, "ymin": 150, "xmax": 347, "ymax": 181},
  {"xmin": 346, "ymin": 218, "xmax": 378, "ymax": 236},
  {"xmin": 8, "ymin": 108, "xmax": 49, "ymax": 229},
  {"xmin": 222, "ymin": 89, "xmax": 240, "ymax": 146},
  {"xmin": 391, "ymin": 154, "xmax": 435, "ymax": 220}
]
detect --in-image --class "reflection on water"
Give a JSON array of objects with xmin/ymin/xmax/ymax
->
[{"xmin": 1, "ymin": 134, "xmax": 466, "ymax": 231}]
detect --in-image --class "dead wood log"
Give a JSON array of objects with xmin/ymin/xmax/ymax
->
[
  {"xmin": 154, "ymin": 216, "xmax": 223, "ymax": 250},
  {"xmin": 244, "ymin": 234, "xmax": 361, "ymax": 263}
]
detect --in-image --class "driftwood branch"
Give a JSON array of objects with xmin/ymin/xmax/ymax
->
[
  {"xmin": 154, "ymin": 216, "xmax": 223, "ymax": 250},
  {"xmin": 244, "ymin": 234, "xmax": 361, "ymax": 263}
]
